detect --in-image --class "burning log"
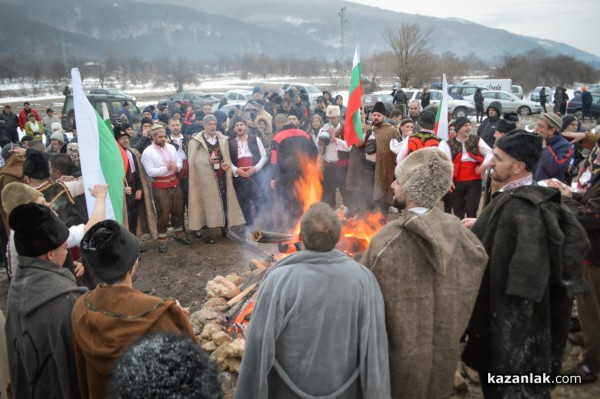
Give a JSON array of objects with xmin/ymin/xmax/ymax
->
[
  {"xmin": 252, "ymin": 229, "xmax": 298, "ymax": 243},
  {"xmin": 227, "ymin": 283, "xmax": 258, "ymax": 307}
]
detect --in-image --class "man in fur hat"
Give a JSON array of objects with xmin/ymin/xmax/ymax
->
[
  {"xmin": 362, "ymin": 148, "xmax": 488, "ymax": 398},
  {"xmin": 228, "ymin": 115, "xmax": 268, "ymax": 229},
  {"xmin": 71, "ymin": 220, "xmax": 195, "ymax": 399},
  {"xmin": 6, "ymin": 202, "xmax": 87, "ymax": 399},
  {"xmin": 188, "ymin": 115, "xmax": 245, "ymax": 242},
  {"xmin": 141, "ymin": 124, "xmax": 192, "ymax": 253},
  {"xmin": 462, "ymin": 130, "xmax": 589, "ymax": 398},
  {"xmin": 319, "ymin": 105, "xmax": 352, "ymax": 208}
]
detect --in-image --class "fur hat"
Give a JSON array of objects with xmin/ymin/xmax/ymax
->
[
  {"xmin": 419, "ymin": 110, "xmax": 436, "ymax": 130},
  {"xmin": 81, "ymin": 220, "xmax": 140, "ymax": 284},
  {"xmin": 540, "ymin": 112, "xmax": 562, "ymax": 131},
  {"xmin": 453, "ymin": 117, "xmax": 471, "ymax": 132},
  {"xmin": 113, "ymin": 125, "xmax": 129, "ymax": 141},
  {"xmin": 372, "ymin": 102, "xmax": 387, "ymax": 116},
  {"xmin": 50, "ymin": 131, "xmax": 65, "ymax": 143},
  {"xmin": 67, "ymin": 143, "xmax": 80, "ymax": 166},
  {"xmin": 23, "ymin": 150, "xmax": 50, "ymax": 180},
  {"xmin": 394, "ymin": 147, "xmax": 453, "ymax": 208},
  {"xmin": 140, "ymin": 117, "xmax": 153, "ymax": 126},
  {"xmin": 496, "ymin": 118, "xmax": 517, "ymax": 135},
  {"xmin": 326, "ymin": 105, "xmax": 340, "ymax": 118},
  {"xmin": 150, "ymin": 123, "xmax": 166, "ymax": 136},
  {"xmin": 231, "ymin": 115, "xmax": 245, "ymax": 127},
  {"xmin": 51, "ymin": 122, "xmax": 63, "ymax": 132},
  {"xmin": 495, "ymin": 129, "xmax": 543, "ymax": 172},
  {"xmin": 1, "ymin": 143, "xmax": 22, "ymax": 160},
  {"xmin": 2, "ymin": 182, "xmax": 42, "ymax": 216},
  {"xmin": 9, "ymin": 202, "xmax": 69, "ymax": 257},
  {"xmin": 203, "ymin": 114, "xmax": 217, "ymax": 125}
]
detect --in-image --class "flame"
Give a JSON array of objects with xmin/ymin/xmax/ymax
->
[
  {"xmin": 292, "ymin": 154, "xmax": 323, "ymax": 233},
  {"xmin": 337, "ymin": 212, "xmax": 386, "ymax": 257},
  {"xmin": 228, "ymin": 300, "xmax": 255, "ymax": 337}
]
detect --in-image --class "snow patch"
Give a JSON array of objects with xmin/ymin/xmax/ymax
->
[
  {"xmin": 537, "ymin": 40, "xmax": 552, "ymax": 49},
  {"xmin": 285, "ymin": 16, "xmax": 309, "ymax": 26}
]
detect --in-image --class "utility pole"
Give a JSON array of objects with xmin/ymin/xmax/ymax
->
[{"xmin": 339, "ymin": 7, "xmax": 347, "ymax": 82}]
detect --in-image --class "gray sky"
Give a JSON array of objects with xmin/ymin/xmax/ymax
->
[{"xmin": 347, "ymin": 0, "xmax": 599, "ymax": 57}]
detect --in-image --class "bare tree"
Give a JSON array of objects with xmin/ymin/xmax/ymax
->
[{"xmin": 383, "ymin": 23, "xmax": 433, "ymax": 87}]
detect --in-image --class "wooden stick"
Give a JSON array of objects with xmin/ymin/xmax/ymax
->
[{"xmin": 227, "ymin": 283, "xmax": 258, "ymax": 307}]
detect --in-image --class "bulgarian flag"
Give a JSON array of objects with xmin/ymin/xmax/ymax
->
[
  {"xmin": 71, "ymin": 68, "xmax": 125, "ymax": 223},
  {"xmin": 344, "ymin": 46, "xmax": 363, "ymax": 146},
  {"xmin": 434, "ymin": 73, "xmax": 450, "ymax": 142}
]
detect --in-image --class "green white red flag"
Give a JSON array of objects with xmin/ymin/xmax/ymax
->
[
  {"xmin": 344, "ymin": 46, "xmax": 363, "ymax": 146},
  {"xmin": 434, "ymin": 73, "xmax": 450, "ymax": 141},
  {"xmin": 71, "ymin": 68, "xmax": 125, "ymax": 223}
]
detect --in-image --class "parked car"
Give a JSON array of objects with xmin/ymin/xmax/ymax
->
[
  {"xmin": 511, "ymin": 85, "xmax": 524, "ymax": 99},
  {"xmin": 362, "ymin": 93, "xmax": 394, "ymax": 118},
  {"xmin": 529, "ymin": 86, "xmax": 554, "ymax": 103},
  {"xmin": 158, "ymin": 92, "xmax": 221, "ymax": 110},
  {"xmin": 89, "ymin": 87, "xmax": 136, "ymax": 101},
  {"xmin": 567, "ymin": 93, "xmax": 600, "ymax": 119},
  {"xmin": 468, "ymin": 90, "xmax": 543, "ymax": 115},
  {"xmin": 61, "ymin": 94, "xmax": 141, "ymax": 131},
  {"xmin": 448, "ymin": 85, "xmax": 487, "ymax": 100},
  {"xmin": 279, "ymin": 82, "xmax": 322, "ymax": 105},
  {"xmin": 410, "ymin": 90, "xmax": 476, "ymax": 118},
  {"xmin": 224, "ymin": 90, "xmax": 253, "ymax": 103}
]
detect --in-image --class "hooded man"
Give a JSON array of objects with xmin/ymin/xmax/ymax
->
[
  {"xmin": 362, "ymin": 147, "xmax": 488, "ymax": 398},
  {"xmin": 237, "ymin": 202, "xmax": 390, "ymax": 399},
  {"xmin": 462, "ymin": 130, "xmax": 589, "ymax": 398},
  {"xmin": 188, "ymin": 114, "xmax": 245, "ymax": 242},
  {"xmin": 477, "ymin": 101, "xmax": 502, "ymax": 147},
  {"xmin": 71, "ymin": 220, "xmax": 195, "ymax": 399},
  {"xmin": 5, "ymin": 202, "xmax": 87, "ymax": 399},
  {"xmin": 228, "ymin": 115, "xmax": 268, "ymax": 228}
]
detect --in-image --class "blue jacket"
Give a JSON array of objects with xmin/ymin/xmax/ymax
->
[
  {"xmin": 582, "ymin": 91, "xmax": 593, "ymax": 107},
  {"xmin": 533, "ymin": 133, "xmax": 573, "ymax": 182}
]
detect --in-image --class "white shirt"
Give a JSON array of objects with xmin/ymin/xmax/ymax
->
[
  {"xmin": 321, "ymin": 123, "xmax": 350, "ymax": 162},
  {"xmin": 231, "ymin": 135, "xmax": 268, "ymax": 176},
  {"xmin": 141, "ymin": 143, "xmax": 182, "ymax": 178},
  {"xmin": 170, "ymin": 134, "xmax": 187, "ymax": 160},
  {"xmin": 454, "ymin": 135, "xmax": 493, "ymax": 163},
  {"xmin": 395, "ymin": 132, "xmax": 452, "ymax": 163}
]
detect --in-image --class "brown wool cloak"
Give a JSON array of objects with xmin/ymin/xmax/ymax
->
[
  {"xmin": 130, "ymin": 148, "xmax": 158, "ymax": 240},
  {"xmin": 188, "ymin": 132, "xmax": 245, "ymax": 230},
  {"xmin": 372, "ymin": 123, "xmax": 399, "ymax": 203},
  {"xmin": 362, "ymin": 207, "xmax": 488, "ymax": 398},
  {"xmin": 71, "ymin": 285, "xmax": 195, "ymax": 399}
]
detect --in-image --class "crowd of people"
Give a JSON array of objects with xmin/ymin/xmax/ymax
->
[{"xmin": 0, "ymin": 80, "xmax": 598, "ymax": 398}]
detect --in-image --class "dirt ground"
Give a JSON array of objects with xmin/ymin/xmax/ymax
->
[{"xmin": 1, "ymin": 96, "xmax": 599, "ymax": 397}]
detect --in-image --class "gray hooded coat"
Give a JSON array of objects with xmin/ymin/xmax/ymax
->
[{"xmin": 235, "ymin": 249, "xmax": 390, "ymax": 399}]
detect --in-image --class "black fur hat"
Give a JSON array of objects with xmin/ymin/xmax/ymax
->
[
  {"xmin": 81, "ymin": 220, "xmax": 139, "ymax": 284},
  {"xmin": 9, "ymin": 202, "xmax": 69, "ymax": 257},
  {"xmin": 372, "ymin": 101, "xmax": 387, "ymax": 116},
  {"xmin": 495, "ymin": 129, "xmax": 543, "ymax": 172},
  {"xmin": 23, "ymin": 150, "xmax": 50, "ymax": 180},
  {"xmin": 419, "ymin": 110, "xmax": 436, "ymax": 130}
]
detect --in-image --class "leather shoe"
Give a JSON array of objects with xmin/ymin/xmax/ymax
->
[
  {"xmin": 193, "ymin": 230, "xmax": 203, "ymax": 239},
  {"xmin": 174, "ymin": 235, "xmax": 193, "ymax": 245},
  {"xmin": 158, "ymin": 243, "xmax": 168, "ymax": 253}
]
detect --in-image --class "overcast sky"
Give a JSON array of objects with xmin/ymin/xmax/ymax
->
[{"xmin": 347, "ymin": 0, "xmax": 599, "ymax": 57}]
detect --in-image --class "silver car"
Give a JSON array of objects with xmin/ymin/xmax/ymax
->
[{"xmin": 476, "ymin": 90, "xmax": 543, "ymax": 115}]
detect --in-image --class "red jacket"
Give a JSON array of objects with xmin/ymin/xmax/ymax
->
[{"xmin": 18, "ymin": 109, "xmax": 41, "ymax": 130}]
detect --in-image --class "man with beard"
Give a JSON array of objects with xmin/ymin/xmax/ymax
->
[
  {"xmin": 363, "ymin": 102, "xmax": 400, "ymax": 217},
  {"xmin": 318, "ymin": 105, "xmax": 351, "ymax": 208},
  {"xmin": 362, "ymin": 148, "xmax": 487, "ymax": 398},
  {"xmin": 228, "ymin": 115, "xmax": 268, "ymax": 229},
  {"xmin": 461, "ymin": 130, "xmax": 589, "ymax": 398},
  {"xmin": 168, "ymin": 116, "xmax": 189, "ymax": 209},
  {"xmin": 141, "ymin": 124, "xmax": 192, "ymax": 253},
  {"xmin": 188, "ymin": 115, "xmax": 245, "ymax": 242}
]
